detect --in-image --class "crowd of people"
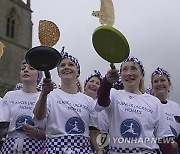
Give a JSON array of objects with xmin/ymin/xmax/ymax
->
[{"xmin": 0, "ymin": 47, "xmax": 180, "ymax": 154}]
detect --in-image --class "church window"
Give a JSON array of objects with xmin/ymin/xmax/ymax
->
[{"xmin": 6, "ymin": 9, "xmax": 16, "ymax": 39}]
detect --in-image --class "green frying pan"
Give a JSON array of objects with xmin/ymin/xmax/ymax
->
[{"xmin": 92, "ymin": 25, "xmax": 130, "ymax": 69}]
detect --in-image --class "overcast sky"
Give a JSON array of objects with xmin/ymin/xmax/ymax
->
[{"xmin": 30, "ymin": 0, "xmax": 180, "ymax": 103}]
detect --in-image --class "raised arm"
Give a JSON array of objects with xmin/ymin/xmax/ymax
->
[
  {"xmin": 97, "ymin": 68, "xmax": 119, "ymax": 107},
  {"xmin": 33, "ymin": 78, "xmax": 53, "ymax": 120}
]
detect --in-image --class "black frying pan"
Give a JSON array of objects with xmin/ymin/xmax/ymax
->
[
  {"xmin": 25, "ymin": 45, "xmax": 61, "ymax": 78},
  {"xmin": 174, "ymin": 116, "xmax": 180, "ymax": 123}
]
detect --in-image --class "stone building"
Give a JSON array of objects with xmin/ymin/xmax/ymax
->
[{"xmin": 0, "ymin": 0, "xmax": 32, "ymax": 97}]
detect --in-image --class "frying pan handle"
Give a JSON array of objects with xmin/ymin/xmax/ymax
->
[
  {"xmin": 44, "ymin": 70, "xmax": 51, "ymax": 79},
  {"xmin": 110, "ymin": 63, "xmax": 116, "ymax": 69}
]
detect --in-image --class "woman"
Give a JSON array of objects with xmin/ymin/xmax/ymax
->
[
  {"xmin": 151, "ymin": 67, "xmax": 180, "ymax": 153},
  {"xmin": 0, "ymin": 60, "xmax": 45, "ymax": 153},
  {"xmin": 96, "ymin": 56, "xmax": 174, "ymax": 154},
  {"xmin": 84, "ymin": 70, "xmax": 106, "ymax": 154},
  {"xmin": 33, "ymin": 48, "xmax": 98, "ymax": 153},
  {"xmin": 84, "ymin": 70, "xmax": 103, "ymax": 100}
]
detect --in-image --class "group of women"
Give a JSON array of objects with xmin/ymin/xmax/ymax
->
[{"xmin": 0, "ymin": 47, "xmax": 180, "ymax": 154}]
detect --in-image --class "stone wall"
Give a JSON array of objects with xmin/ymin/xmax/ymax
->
[{"xmin": 0, "ymin": 0, "xmax": 32, "ymax": 97}]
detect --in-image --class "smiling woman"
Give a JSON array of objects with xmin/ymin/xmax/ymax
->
[
  {"xmin": 151, "ymin": 67, "xmax": 180, "ymax": 153},
  {"xmin": 84, "ymin": 70, "xmax": 103, "ymax": 100},
  {"xmin": 96, "ymin": 56, "xmax": 174, "ymax": 154},
  {"xmin": 0, "ymin": 60, "xmax": 45, "ymax": 153},
  {"xmin": 33, "ymin": 48, "xmax": 99, "ymax": 153}
]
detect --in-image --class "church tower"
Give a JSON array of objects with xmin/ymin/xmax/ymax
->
[{"xmin": 0, "ymin": 0, "xmax": 32, "ymax": 97}]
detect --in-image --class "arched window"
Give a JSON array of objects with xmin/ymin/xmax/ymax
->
[{"xmin": 6, "ymin": 9, "xmax": 16, "ymax": 39}]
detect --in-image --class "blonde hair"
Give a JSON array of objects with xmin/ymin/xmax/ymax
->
[
  {"xmin": 76, "ymin": 78, "xmax": 82, "ymax": 92},
  {"xmin": 139, "ymin": 77, "xmax": 145, "ymax": 93}
]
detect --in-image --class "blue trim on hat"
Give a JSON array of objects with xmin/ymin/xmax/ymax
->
[
  {"xmin": 84, "ymin": 70, "xmax": 103, "ymax": 88},
  {"xmin": 120, "ymin": 56, "xmax": 145, "ymax": 76},
  {"xmin": 60, "ymin": 46, "xmax": 80, "ymax": 75},
  {"xmin": 151, "ymin": 67, "xmax": 171, "ymax": 83}
]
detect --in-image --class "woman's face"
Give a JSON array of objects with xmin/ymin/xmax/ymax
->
[
  {"xmin": 121, "ymin": 61, "xmax": 143, "ymax": 92},
  {"xmin": 84, "ymin": 76, "xmax": 101, "ymax": 97},
  {"xmin": 58, "ymin": 58, "xmax": 79, "ymax": 80},
  {"xmin": 20, "ymin": 63, "xmax": 38, "ymax": 84},
  {"xmin": 85, "ymin": 76, "xmax": 100, "ymax": 93},
  {"xmin": 152, "ymin": 74, "xmax": 171, "ymax": 96}
]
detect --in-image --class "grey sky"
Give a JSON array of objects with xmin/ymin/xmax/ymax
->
[{"xmin": 30, "ymin": 0, "xmax": 180, "ymax": 103}]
